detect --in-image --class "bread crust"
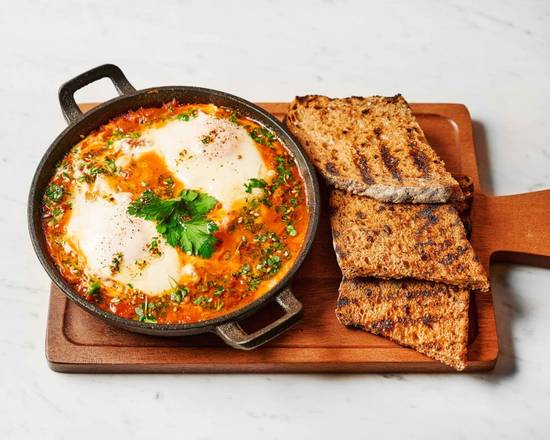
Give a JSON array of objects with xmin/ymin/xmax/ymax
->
[{"xmin": 285, "ymin": 94, "xmax": 464, "ymax": 203}]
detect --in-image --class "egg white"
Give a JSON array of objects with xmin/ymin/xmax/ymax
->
[{"xmin": 66, "ymin": 182, "xmax": 182, "ymax": 295}]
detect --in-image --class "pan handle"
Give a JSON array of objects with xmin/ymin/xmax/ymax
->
[
  {"xmin": 214, "ymin": 287, "xmax": 303, "ymax": 350},
  {"xmin": 58, "ymin": 64, "xmax": 136, "ymax": 124}
]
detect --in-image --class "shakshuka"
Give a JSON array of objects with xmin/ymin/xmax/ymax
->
[{"xmin": 42, "ymin": 101, "xmax": 309, "ymax": 324}]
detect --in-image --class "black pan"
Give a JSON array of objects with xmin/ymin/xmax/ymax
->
[{"xmin": 28, "ymin": 64, "xmax": 320, "ymax": 349}]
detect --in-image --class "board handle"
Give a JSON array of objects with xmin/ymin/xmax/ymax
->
[
  {"xmin": 58, "ymin": 64, "xmax": 136, "ymax": 124},
  {"xmin": 485, "ymin": 189, "xmax": 550, "ymax": 265},
  {"xmin": 214, "ymin": 288, "xmax": 303, "ymax": 350}
]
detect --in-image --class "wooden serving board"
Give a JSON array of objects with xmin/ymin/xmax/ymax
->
[{"xmin": 46, "ymin": 102, "xmax": 550, "ymax": 373}]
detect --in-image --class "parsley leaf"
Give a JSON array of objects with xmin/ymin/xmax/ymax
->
[
  {"xmin": 127, "ymin": 189, "xmax": 219, "ymax": 258},
  {"xmin": 244, "ymin": 178, "xmax": 267, "ymax": 193}
]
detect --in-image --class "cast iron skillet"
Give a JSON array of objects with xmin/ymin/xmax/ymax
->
[{"xmin": 28, "ymin": 64, "xmax": 320, "ymax": 349}]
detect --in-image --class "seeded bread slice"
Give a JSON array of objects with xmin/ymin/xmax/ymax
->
[
  {"xmin": 336, "ymin": 278, "xmax": 469, "ymax": 370},
  {"xmin": 285, "ymin": 94, "xmax": 463, "ymax": 203},
  {"xmin": 329, "ymin": 190, "xmax": 490, "ymax": 291}
]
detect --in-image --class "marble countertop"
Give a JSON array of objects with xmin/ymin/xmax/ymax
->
[{"xmin": 2, "ymin": 0, "xmax": 549, "ymax": 438}]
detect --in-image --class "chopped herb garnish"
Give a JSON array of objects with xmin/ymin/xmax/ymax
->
[
  {"xmin": 110, "ymin": 253, "xmax": 123, "ymax": 274},
  {"xmin": 127, "ymin": 189, "xmax": 219, "ymax": 258},
  {"xmin": 249, "ymin": 127, "xmax": 276, "ymax": 146},
  {"xmin": 241, "ymin": 263, "xmax": 252, "ymax": 275},
  {"xmin": 176, "ymin": 109, "xmax": 198, "ymax": 121},
  {"xmin": 45, "ymin": 184, "xmax": 64, "ymax": 203},
  {"xmin": 171, "ymin": 286, "xmax": 189, "ymax": 303},
  {"xmin": 260, "ymin": 255, "xmax": 281, "ymax": 275},
  {"xmin": 88, "ymin": 165, "xmax": 105, "ymax": 176},
  {"xmin": 135, "ymin": 296, "xmax": 157, "ymax": 323},
  {"xmin": 213, "ymin": 286, "xmax": 225, "ymax": 296},
  {"xmin": 51, "ymin": 207, "xmax": 64, "ymax": 225},
  {"xmin": 286, "ymin": 224, "xmax": 297, "ymax": 237},
  {"xmin": 104, "ymin": 157, "xmax": 119, "ymax": 174},
  {"xmin": 88, "ymin": 281, "xmax": 100, "ymax": 295},
  {"xmin": 274, "ymin": 156, "xmax": 293, "ymax": 188},
  {"xmin": 110, "ymin": 129, "xmax": 140, "ymax": 142},
  {"xmin": 228, "ymin": 113, "xmax": 240, "ymax": 125},
  {"xmin": 147, "ymin": 236, "xmax": 161, "ymax": 256},
  {"xmin": 193, "ymin": 295, "xmax": 209, "ymax": 306},
  {"xmin": 247, "ymin": 277, "xmax": 261, "ymax": 291},
  {"xmin": 244, "ymin": 178, "xmax": 268, "ymax": 193},
  {"xmin": 86, "ymin": 281, "xmax": 101, "ymax": 301},
  {"xmin": 201, "ymin": 135, "xmax": 212, "ymax": 144}
]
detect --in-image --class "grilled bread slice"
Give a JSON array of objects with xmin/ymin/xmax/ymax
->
[
  {"xmin": 336, "ymin": 278, "xmax": 469, "ymax": 370},
  {"xmin": 285, "ymin": 94, "xmax": 463, "ymax": 203},
  {"xmin": 329, "ymin": 190, "xmax": 490, "ymax": 291}
]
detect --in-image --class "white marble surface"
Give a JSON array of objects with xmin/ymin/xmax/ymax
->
[{"xmin": 1, "ymin": 0, "xmax": 550, "ymax": 438}]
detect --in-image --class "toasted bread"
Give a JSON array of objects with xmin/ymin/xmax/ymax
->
[
  {"xmin": 285, "ymin": 94, "xmax": 463, "ymax": 203},
  {"xmin": 336, "ymin": 278, "xmax": 469, "ymax": 370},
  {"xmin": 329, "ymin": 190, "xmax": 490, "ymax": 291}
]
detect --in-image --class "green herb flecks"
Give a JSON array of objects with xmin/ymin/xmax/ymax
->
[
  {"xmin": 244, "ymin": 178, "xmax": 268, "ymax": 194},
  {"xmin": 193, "ymin": 295, "xmax": 209, "ymax": 306},
  {"xmin": 176, "ymin": 109, "xmax": 198, "ymax": 122},
  {"xmin": 127, "ymin": 189, "xmax": 219, "ymax": 258},
  {"xmin": 170, "ymin": 286, "xmax": 189, "ymax": 304},
  {"xmin": 249, "ymin": 127, "xmax": 276, "ymax": 146},
  {"xmin": 259, "ymin": 255, "xmax": 282, "ymax": 275},
  {"xmin": 110, "ymin": 253, "xmax": 123, "ymax": 274},
  {"xmin": 51, "ymin": 207, "xmax": 64, "ymax": 224},
  {"xmin": 135, "ymin": 296, "xmax": 157, "ymax": 323},
  {"xmin": 104, "ymin": 157, "xmax": 119, "ymax": 174},
  {"xmin": 147, "ymin": 236, "xmax": 162, "ymax": 256},
  {"xmin": 228, "ymin": 113, "xmax": 240, "ymax": 125},
  {"xmin": 286, "ymin": 224, "xmax": 297, "ymax": 237},
  {"xmin": 86, "ymin": 280, "xmax": 101, "ymax": 302},
  {"xmin": 45, "ymin": 184, "xmax": 64, "ymax": 203},
  {"xmin": 273, "ymin": 155, "xmax": 293, "ymax": 188}
]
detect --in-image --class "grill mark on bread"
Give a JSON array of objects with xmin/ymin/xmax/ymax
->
[
  {"xmin": 416, "ymin": 205, "xmax": 439, "ymax": 234},
  {"xmin": 407, "ymin": 127, "xmax": 430, "ymax": 176},
  {"xmin": 410, "ymin": 146, "xmax": 430, "ymax": 177},
  {"xmin": 353, "ymin": 147, "xmax": 375, "ymax": 184},
  {"xmin": 380, "ymin": 144, "xmax": 402, "ymax": 181}
]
